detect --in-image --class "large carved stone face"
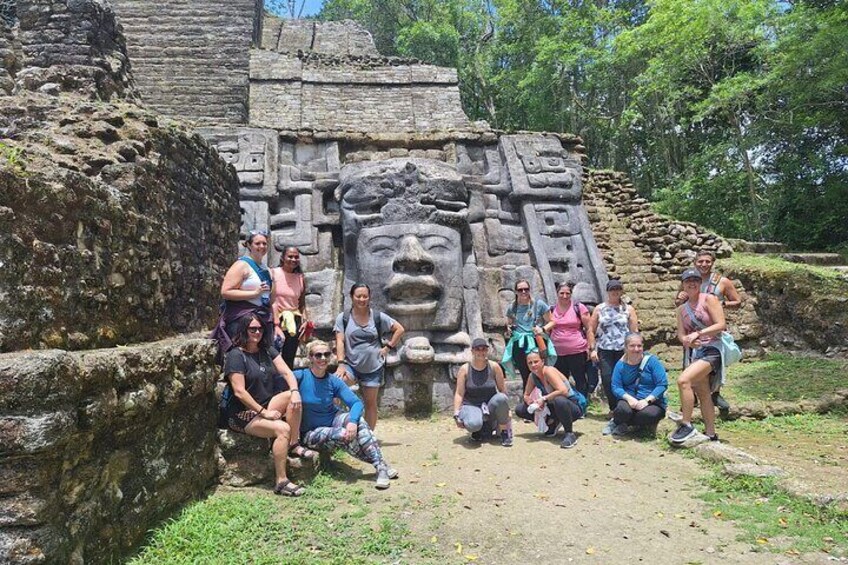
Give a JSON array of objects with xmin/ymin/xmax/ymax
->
[
  {"xmin": 356, "ymin": 223, "xmax": 463, "ymax": 331},
  {"xmin": 339, "ymin": 158, "xmax": 468, "ymax": 332}
]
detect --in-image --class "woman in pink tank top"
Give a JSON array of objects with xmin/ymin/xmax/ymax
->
[
  {"xmin": 670, "ymin": 269, "xmax": 726, "ymax": 445},
  {"xmin": 271, "ymin": 247, "xmax": 310, "ymax": 369}
]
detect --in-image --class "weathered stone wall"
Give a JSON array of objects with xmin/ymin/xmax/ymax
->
[
  {"xmin": 583, "ymin": 170, "xmax": 763, "ymax": 362},
  {"xmin": 249, "ymin": 48, "xmax": 473, "ymax": 133},
  {"xmin": 0, "ymin": 338, "xmax": 218, "ymax": 564},
  {"xmin": 110, "ymin": 0, "xmax": 262, "ymax": 123},
  {"xmin": 13, "ymin": 0, "xmax": 134, "ymax": 99},
  {"xmin": 0, "ymin": 2, "xmax": 18, "ymax": 95},
  {"xmin": 0, "ymin": 94, "xmax": 240, "ymax": 352},
  {"xmin": 262, "ymin": 16, "xmax": 380, "ymax": 56}
]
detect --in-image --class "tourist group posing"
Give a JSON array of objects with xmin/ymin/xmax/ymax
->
[{"xmin": 212, "ymin": 231, "xmax": 741, "ymax": 496}]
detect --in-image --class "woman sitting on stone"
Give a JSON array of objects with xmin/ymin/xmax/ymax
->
[
  {"xmin": 212, "ymin": 230, "xmax": 274, "ymax": 362},
  {"xmin": 671, "ymin": 268, "xmax": 726, "ymax": 444},
  {"xmin": 334, "ymin": 283, "xmax": 405, "ymax": 431},
  {"xmin": 453, "ymin": 338, "xmax": 513, "ymax": 446},
  {"xmin": 271, "ymin": 246, "xmax": 311, "ymax": 369},
  {"xmin": 223, "ymin": 313, "xmax": 311, "ymax": 497},
  {"xmin": 515, "ymin": 351, "xmax": 586, "ymax": 449},
  {"xmin": 543, "ymin": 281, "xmax": 593, "ymax": 399},
  {"xmin": 609, "ymin": 333, "xmax": 667, "ymax": 436},
  {"xmin": 502, "ymin": 279, "xmax": 555, "ymax": 388},
  {"xmin": 296, "ymin": 340, "xmax": 398, "ymax": 489},
  {"xmin": 589, "ymin": 278, "xmax": 639, "ymax": 434}
]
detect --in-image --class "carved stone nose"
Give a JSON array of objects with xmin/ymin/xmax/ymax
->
[{"xmin": 392, "ymin": 235, "xmax": 434, "ymax": 275}]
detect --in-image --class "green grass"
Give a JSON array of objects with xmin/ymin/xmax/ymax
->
[
  {"xmin": 663, "ymin": 352, "xmax": 847, "ymax": 408},
  {"xmin": 699, "ymin": 471, "xmax": 848, "ymax": 556},
  {"xmin": 131, "ymin": 472, "xmax": 440, "ymax": 565},
  {"xmin": 719, "ymin": 412, "xmax": 848, "ymax": 437},
  {"xmin": 719, "ymin": 252, "xmax": 847, "ymax": 284}
]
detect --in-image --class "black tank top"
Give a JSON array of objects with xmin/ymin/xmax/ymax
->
[{"xmin": 463, "ymin": 362, "xmax": 497, "ymax": 406}]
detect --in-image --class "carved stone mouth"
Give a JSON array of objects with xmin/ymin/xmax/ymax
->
[{"xmin": 384, "ymin": 275, "xmax": 442, "ymax": 315}]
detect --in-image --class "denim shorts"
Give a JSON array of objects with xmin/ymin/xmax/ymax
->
[{"xmin": 352, "ymin": 366, "xmax": 383, "ymax": 388}]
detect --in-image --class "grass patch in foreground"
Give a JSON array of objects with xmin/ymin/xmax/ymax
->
[
  {"xmin": 131, "ymin": 472, "xmax": 439, "ymax": 565},
  {"xmin": 662, "ymin": 352, "xmax": 847, "ymax": 408},
  {"xmin": 699, "ymin": 471, "xmax": 848, "ymax": 557}
]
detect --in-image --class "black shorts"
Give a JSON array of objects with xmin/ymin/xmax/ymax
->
[
  {"xmin": 227, "ymin": 375, "xmax": 288, "ymax": 433},
  {"xmin": 693, "ymin": 346, "xmax": 723, "ymax": 391}
]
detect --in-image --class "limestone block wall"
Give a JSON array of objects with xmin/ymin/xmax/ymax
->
[
  {"xmin": 0, "ymin": 339, "xmax": 218, "ymax": 564},
  {"xmin": 249, "ymin": 48, "xmax": 471, "ymax": 133},
  {"xmin": 110, "ymin": 0, "xmax": 262, "ymax": 123},
  {"xmin": 583, "ymin": 170, "xmax": 763, "ymax": 362},
  {"xmin": 261, "ymin": 16, "xmax": 380, "ymax": 56},
  {"xmin": 13, "ymin": 0, "xmax": 134, "ymax": 99},
  {"xmin": 0, "ymin": 95, "xmax": 240, "ymax": 352}
]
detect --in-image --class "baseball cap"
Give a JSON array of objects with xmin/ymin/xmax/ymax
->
[
  {"xmin": 471, "ymin": 338, "xmax": 489, "ymax": 349},
  {"xmin": 681, "ymin": 268, "xmax": 701, "ymax": 281},
  {"xmin": 606, "ymin": 279, "xmax": 623, "ymax": 291}
]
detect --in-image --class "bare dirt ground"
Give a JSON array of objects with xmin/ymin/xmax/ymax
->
[{"xmin": 344, "ymin": 415, "xmax": 835, "ymax": 565}]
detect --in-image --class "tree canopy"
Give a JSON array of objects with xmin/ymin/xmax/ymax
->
[{"xmin": 313, "ymin": 0, "xmax": 847, "ymax": 251}]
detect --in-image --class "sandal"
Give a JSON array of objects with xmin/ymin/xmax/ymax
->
[
  {"xmin": 273, "ymin": 479, "xmax": 305, "ymax": 497},
  {"xmin": 289, "ymin": 443, "xmax": 319, "ymax": 461}
]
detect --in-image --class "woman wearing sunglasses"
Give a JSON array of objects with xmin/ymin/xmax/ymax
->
[
  {"xmin": 213, "ymin": 230, "xmax": 274, "ymax": 362},
  {"xmin": 222, "ymin": 313, "xmax": 310, "ymax": 496},
  {"xmin": 501, "ymin": 279, "xmax": 554, "ymax": 388},
  {"xmin": 295, "ymin": 341, "xmax": 398, "ymax": 489}
]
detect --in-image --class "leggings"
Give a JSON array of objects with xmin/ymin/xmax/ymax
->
[
  {"xmin": 278, "ymin": 315, "xmax": 301, "ymax": 370},
  {"xmin": 458, "ymin": 393, "xmax": 510, "ymax": 433},
  {"xmin": 515, "ymin": 396, "xmax": 581, "ymax": 433},
  {"xmin": 302, "ymin": 413, "xmax": 386, "ymax": 468},
  {"xmin": 598, "ymin": 348, "xmax": 624, "ymax": 411},
  {"xmin": 554, "ymin": 353, "xmax": 589, "ymax": 398},
  {"xmin": 612, "ymin": 399, "xmax": 665, "ymax": 428},
  {"xmin": 512, "ymin": 342, "xmax": 531, "ymax": 389}
]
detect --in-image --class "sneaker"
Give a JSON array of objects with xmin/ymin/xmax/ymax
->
[
  {"xmin": 560, "ymin": 432, "xmax": 578, "ymax": 449},
  {"xmin": 707, "ymin": 434, "xmax": 720, "ymax": 442},
  {"xmin": 601, "ymin": 419, "xmax": 616, "ymax": 436},
  {"xmin": 387, "ymin": 467, "xmax": 399, "ymax": 479},
  {"xmin": 375, "ymin": 465, "xmax": 391, "ymax": 489},
  {"xmin": 666, "ymin": 410, "xmax": 683, "ymax": 423},
  {"xmin": 611, "ymin": 423, "xmax": 630, "ymax": 436},
  {"xmin": 670, "ymin": 423, "xmax": 697, "ymax": 444},
  {"xmin": 500, "ymin": 429, "xmax": 513, "ymax": 447},
  {"xmin": 544, "ymin": 417, "xmax": 559, "ymax": 437},
  {"xmin": 470, "ymin": 431, "xmax": 482, "ymax": 442}
]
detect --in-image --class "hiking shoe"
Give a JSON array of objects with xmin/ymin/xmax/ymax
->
[
  {"xmin": 560, "ymin": 432, "xmax": 578, "ymax": 449},
  {"xmin": 470, "ymin": 431, "xmax": 482, "ymax": 442},
  {"xmin": 544, "ymin": 417, "xmax": 559, "ymax": 437},
  {"xmin": 601, "ymin": 419, "xmax": 616, "ymax": 436},
  {"xmin": 707, "ymin": 434, "xmax": 720, "ymax": 442},
  {"xmin": 375, "ymin": 465, "xmax": 391, "ymax": 489},
  {"xmin": 386, "ymin": 466, "xmax": 399, "ymax": 479},
  {"xmin": 611, "ymin": 423, "xmax": 630, "ymax": 436},
  {"xmin": 670, "ymin": 423, "xmax": 697, "ymax": 444},
  {"xmin": 500, "ymin": 429, "xmax": 513, "ymax": 447}
]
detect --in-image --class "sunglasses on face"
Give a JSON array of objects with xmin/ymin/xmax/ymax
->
[
  {"xmin": 516, "ymin": 288, "xmax": 530, "ymax": 293},
  {"xmin": 311, "ymin": 352, "xmax": 331, "ymax": 359},
  {"xmin": 247, "ymin": 326, "xmax": 263, "ymax": 333}
]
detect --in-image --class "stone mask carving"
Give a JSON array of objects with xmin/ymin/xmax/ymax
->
[{"xmin": 340, "ymin": 159, "xmax": 468, "ymax": 331}]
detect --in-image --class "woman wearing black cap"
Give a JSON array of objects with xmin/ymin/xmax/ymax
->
[
  {"xmin": 453, "ymin": 338, "xmax": 513, "ymax": 446},
  {"xmin": 589, "ymin": 279, "xmax": 639, "ymax": 435},
  {"xmin": 670, "ymin": 268, "xmax": 726, "ymax": 444}
]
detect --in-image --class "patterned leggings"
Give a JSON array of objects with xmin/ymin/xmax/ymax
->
[{"xmin": 302, "ymin": 413, "xmax": 386, "ymax": 468}]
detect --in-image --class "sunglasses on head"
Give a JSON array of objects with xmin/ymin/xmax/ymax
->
[
  {"xmin": 249, "ymin": 229, "xmax": 269, "ymax": 237},
  {"xmin": 247, "ymin": 326, "xmax": 263, "ymax": 333},
  {"xmin": 311, "ymin": 352, "xmax": 331, "ymax": 359}
]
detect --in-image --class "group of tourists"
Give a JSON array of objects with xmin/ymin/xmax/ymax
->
[{"xmin": 212, "ymin": 230, "xmax": 741, "ymax": 496}]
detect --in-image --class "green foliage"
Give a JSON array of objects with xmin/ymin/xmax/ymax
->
[
  {"xmin": 0, "ymin": 142, "xmax": 25, "ymax": 174},
  {"xmin": 316, "ymin": 0, "xmax": 848, "ymax": 250}
]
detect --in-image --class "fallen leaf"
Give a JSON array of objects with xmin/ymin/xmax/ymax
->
[
  {"xmin": 713, "ymin": 511, "xmax": 722, "ymax": 518},
  {"xmin": 455, "ymin": 542, "xmax": 462, "ymax": 554},
  {"xmin": 824, "ymin": 537, "xmax": 834, "ymax": 543},
  {"xmin": 465, "ymin": 555, "xmax": 479, "ymax": 561},
  {"xmin": 674, "ymin": 513, "xmax": 685, "ymax": 519},
  {"xmin": 586, "ymin": 547, "xmax": 595, "ymax": 555},
  {"xmin": 431, "ymin": 536, "xmax": 438, "ymax": 543},
  {"xmin": 778, "ymin": 517, "xmax": 788, "ymax": 528},
  {"xmin": 656, "ymin": 512, "xmax": 664, "ymax": 518},
  {"xmin": 660, "ymin": 530, "xmax": 671, "ymax": 538},
  {"xmin": 436, "ymin": 482, "xmax": 447, "ymax": 487},
  {"xmin": 785, "ymin": 549, "xmax": 800, "ymax": 556},
  {"xmin": 533, "ymin": 492, "xmax": 550, "ymax": 500},
  {"xmin": 756, "ymin": 537, "xmax": 769, "ymax": 545}
]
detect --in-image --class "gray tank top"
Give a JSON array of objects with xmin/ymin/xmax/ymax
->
[{"xmin": 462, "ymin": 362, "xmax": 498, "ymax": 407}]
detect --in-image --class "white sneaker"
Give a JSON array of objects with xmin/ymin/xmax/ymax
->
[
  {"xmin": 602, "ymin": 419, "xmax": 616, "ymax": 436},
  {"xmin": 375, "ymin": 465, "xmax": 391, "ymax": 489}
]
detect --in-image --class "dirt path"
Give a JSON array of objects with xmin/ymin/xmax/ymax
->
[{"xmin": 347, "ymin": 415, "xmax": 830, "ymax": 565}]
